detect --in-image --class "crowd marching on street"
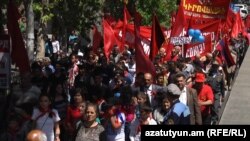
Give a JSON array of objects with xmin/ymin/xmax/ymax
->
[
  {"xmin": 1, "ymin": 0, "xmax": 250, "ymax": 141},
  {"xmin": 0, "ymin": 31, "xmax": 248, "ymax": 141}
]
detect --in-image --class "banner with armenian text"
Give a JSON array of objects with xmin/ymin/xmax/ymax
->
[{"xmin": 181, "ymin": 0, "xmax": 231, "ymax": 20}]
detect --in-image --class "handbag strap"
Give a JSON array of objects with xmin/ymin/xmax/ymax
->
[{"xmin": 40, "ymin": 115, "xmax": 49, "ymax": 130}]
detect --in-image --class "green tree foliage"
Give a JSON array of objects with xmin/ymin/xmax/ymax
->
[
  {"xmin": 54, "ymin": 0, "xmax": 103, "ymax": 32},
  {"xmin": 1, "ymin": 0, "xmax": 178, "ymax": 34},
  {"xmin": 32, "ymin": 0, "xmax": 103, "ymax": 35},
  {"xmin": 0, "ymin": 0, "xmax": 9, "ymax": 33},
  {"xmin": 33, "ymin": 1, "xmax": 54, "ymax": 24},
  {"xmin": 104, "ymin": 0, "xmax": 178, "ymax": 28},
  {"xmin": 136, "ymin": 0, "xmax": 178, "ymax": 27}
]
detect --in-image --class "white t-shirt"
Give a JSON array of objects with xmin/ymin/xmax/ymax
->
[
  {"xmin": 153, "ymin": 108, "xmax": 165, "ymax": 124},
  {"xmin": 52, "ymin": 40, "xmax": 60, "ymax": 53},
  {"xmin": 32, "ymin": 108, "xmax": 60, "ymax": 141}
]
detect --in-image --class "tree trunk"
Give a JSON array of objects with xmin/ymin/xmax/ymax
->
[
  {"xmin": 90, "ymin": 1, "xmax": 103, "ymax": 48},
  {"xmin": 26, "ymin": 0, "xmax": 35, "ymax": 63},
  {"xmin": 60, "ymin": 0, "xmax": 69, "ymax": 52},
  {"xmin": 36, "ymin": 27, "xmax": 45, "ymax": 59}
]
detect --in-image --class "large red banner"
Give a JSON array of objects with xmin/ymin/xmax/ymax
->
[
  {"xmin": 114, "ymin": 24, "xmax": 152, "ymax": 56},
  {"xmin": 184, "ymin": 34, "xmax": 212, "ymax": 58},
  {"xmin": 181, "ymin": 0, "xmax": 231, "ymax": 20},
  {"xmin": 190, "ymin": 19, "xmax": 220, "ymax": 41}
]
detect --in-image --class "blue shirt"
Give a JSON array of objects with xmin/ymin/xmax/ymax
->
[
  {"xmin": 163, "ymin": 100, "xmax": 190, "ymax": 125},
  {"xmin": 69, "ymin": 35, "xmax": 78, "ymax": 43}
]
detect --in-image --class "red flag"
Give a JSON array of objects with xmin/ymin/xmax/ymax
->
[
  {"xmin": 170, "ymin": 5, "xmax": 187, "ymax": 37},
  {"xmin": 104, "ymin": 14, "xmax": 117, "ymax": 28},
  {"xmin": 224, "ymin": 38, "xmax": 236, "ymax": 67},
  {"xmin": 149, "ymin": 13, "xmax": 165, "ymax": 61},
  {"xmin": 231, "ymin": 12, "xmax": 244, "ymax": 38},
  {"xmin": 7, "ymin": 1, "xmax": 30, "ymax": 74},
  {"xmin": 92, "ymin": 25, "xmax": 102, "ymax": 54},
  {"xmin": 245, "ymin": 15, "xmax": 250, "ymax": 29},
  {"xmin": 121, "ymin": 6, "xmax": 131, "ymax": 52},
  {"xmin": 170, "ymin": 11, "xmax": 177, "ymax": 27},
  {"xmin": 226, "ymin": 9, "xmax": 235, "ymax": 29},
  {"xmin": 215, "ymin": 38, "xmax": 236, "ymax": 67},
  {"xmin": 134, "ymin": 11, "xmax": 156, "ymax": 76},
  {"xmin": 165, "ymin": 5, "xmax": 187, "ymax": 61},
  {"xmin": 103, "ymin": 19, "xmax": 119, "ymax": 60},
  {"xmin": 191, "ymin": 19, "xmax": 221, "ymax": 41},
  {"xmin": 113, "ymin": 23, "xmax": 152, "ymax": 54}
]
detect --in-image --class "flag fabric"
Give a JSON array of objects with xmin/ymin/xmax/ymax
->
[
  {"xmin": 149, "ymin": 13, "xmax": 165, "ymax": 61},
  {"xmin": 134, "ymin": 11, "xmax": 156, "ymax": 76},
  {"xmin": 215, "ymin": 38, "xmax": 236, "ymax": 67},
  {"xmin": 165, "ymin": 5, "xmax": 187, "ymax": 61},
  {"xmin": 223, "ymin": 39, "xmax": 236, "ymax": 67},
  {"xmin": 104, "ymin": 14, "xmax": 117, "ymax": 28},
  {"xmin": 170, "ymin": 5, "xmax": 187, "ymax": 37},
  {"xmin": 191, "ymin": 19, "xmax": 221, "ymax": 41},
  {"xmin": 7, "ymin": 0, "xmax": 30, "ymax": 74},
  {"xmin": 170, "ymin": 11, "xmax": 177, "ymax": 27},
  {"xmin": 231, "ymin": 12, "xmax": 245, "ymax": 38},
  {"xmin": 103, "ymin": 19, "xmax": 119, "ymax": 60},
  {"xmin": 225, "ymin": 9, "xmax": 235, "ymax": 30},
  {"xmin": 92, "ymin": 25, "xmax": 102, "ymax": 54},
  {"xmin": 121, "ymin": 5, "xmax": 131, "ymax": 52},
  {"xmin": 181, "ymin": 0, "xmax": 230, "ymax": 20},
  {"xmin": 245, "ymin": 15, "xmax": 250, "ymax": 29},
  {"xmin": 114, "ymin": 23, "xmax": 152, "ymax": 56}
]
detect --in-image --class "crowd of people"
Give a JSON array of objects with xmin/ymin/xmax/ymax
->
[{"xmin": 0, "ymin": 30, "xmax": 248, "ymax": 141}]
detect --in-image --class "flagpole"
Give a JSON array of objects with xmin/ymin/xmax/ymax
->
[
  {"xmin": 182, "ymin": 28, "xmax": 185, "ymax": 58},
  {"xmin": 182, "ymin": 44, "xmax": 184, "ymax": 58}
]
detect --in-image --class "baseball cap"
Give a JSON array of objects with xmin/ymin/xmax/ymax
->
[
  {"xmin": 167, "ymin": 83, "xmax": 181, "ymax": 96},
  {"xmin": 195, "ymin": 73, "xmax": 205, "ymax": 83}
]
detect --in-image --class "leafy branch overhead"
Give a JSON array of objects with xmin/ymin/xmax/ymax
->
[
  {"xmin": 1, "ymin": 0, "xmax": 178, "ymax": 34},
  {"xmin": 32, "ymin": 0, "xmax": 103, "ymax": 32},
  {"xmin": 105, "ymin": 0, "xmax": 178, "ymax": 27}
]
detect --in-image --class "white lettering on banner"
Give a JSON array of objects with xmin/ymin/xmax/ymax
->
[
  {"xmin": 170, "ymin": 37, "xmax": 191, "ymax": 45},
  {"xmin": 202, "ymin": 32, "xmax": 214, "ymax": 41},
  {"xmin": 141, "ymin": 38, "xmax": 150, "ymax": 55},
  {"xmin": 184, "ymin": 11, "xmax": 201, "ymax": 17},
  {"xmin": 186, "ymin": 43, "xmax": 205, "ymax": 58},
  {"xmin": 183, "ymin": 8, "xmax": 226, "ymax": 19}
]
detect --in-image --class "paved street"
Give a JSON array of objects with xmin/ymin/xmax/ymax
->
[{"xmin": 220, "ymin": 48, "xmax": 250, "ymax": 124}]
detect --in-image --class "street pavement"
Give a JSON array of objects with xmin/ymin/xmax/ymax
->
[{"xmin": 219, "ymin": 48, "xmax": 250, "ymax": 124}]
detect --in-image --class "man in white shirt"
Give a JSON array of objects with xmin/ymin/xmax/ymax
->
[{"xmin": 175, "ymin": 72, "xmax": 202, "ymax": 125}]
